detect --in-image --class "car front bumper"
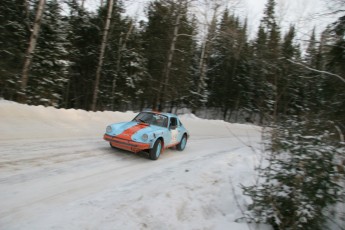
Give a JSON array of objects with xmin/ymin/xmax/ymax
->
[{"xmin": 104, "ymin": 134, "xmax": 150, "ymax": 153}]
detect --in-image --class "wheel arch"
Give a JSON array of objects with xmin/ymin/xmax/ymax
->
[
  {"xmin": 152, "ymin": 136, "xmax": 164, "ymax": 149},
  {"xmin": 182, "ymin": 132, "xmax": 188, "ymax": 140}
]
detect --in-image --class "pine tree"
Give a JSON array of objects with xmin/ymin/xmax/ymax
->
[
  {"xmin": 250, "ymin": 25, "xmax": 268, "ymax": 124},
  {"xmin": 0, "ymin": 0, "xmax": 29, "ymax": 100},
  {"xmin": 278, "ymin": 25, "xmax": 303, "ymax": 116},
  {"xmin": 207, "ymin": 10, "xmax": 250, "ymax": 121},
  {"xmin": 323, "ymin": 15, "xmax": 345, "ymax": 126},
  {"xmin": 189, "ymin": 5, "xmax": 218, "ymax": 114},
  {"xmin": 64, "ymin": 0, "xmax": 100, "ymax": 110},
  {"xmin": 99, "ymin": 15, "xmax": 148, "ymax": 111},
  {"xmin": 27, "ymin": 0, "xmax": 68, "ymax": 107},
  {"xmin": 92, "ymin": 0, "xmax": 149, "ymax": 111},
  {"xmin": 91, "ymin": 0, "xmax": 115, "ymax": 111},
  {"xmin": 262, "ymin": 0, "xmax": 281, "ymax": 122},
  {"xmin": 243, "ymin": 3, "xmax": 345, "ymax": 229},
  {"xmin": 20, "ymin": 0, "xmax": 46, "ymax": 102},
  {"xmin": 143, "ymin": 0, "xmax": 171, "ymax": 109},
  {"xmin": 305, "ymin": 28, "xmax": 318, "ymax": 66},
  {"xmin": 249, "ymin": 0, "xmax": 281, "ymax": 124},
  {"xmin": 243, "ymin": 118, "xmax": 344, "ymax": 229},
  {"xmin": 298, "ymin": 28, "xmax": 326, "ymax": 115},
  {"xmin": 143, "ymin": 0, "xmax": 195, "ymax": 111},
  {"xmin": 165, "ymin": 2, "xmax": 196, "ymax": 112}
]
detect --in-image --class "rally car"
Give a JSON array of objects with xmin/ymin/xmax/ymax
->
[{"xmin": 104, "ymin": 111, "xmax": 189, "ymax": 160}]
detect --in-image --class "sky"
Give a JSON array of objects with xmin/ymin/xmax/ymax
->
[{"xmin": 83, "ymin": 0, "xmax": 338, "ymax": 43}]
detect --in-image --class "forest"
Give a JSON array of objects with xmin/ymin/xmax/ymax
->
[
  {"xmin": 0, "ymin": 0, "xmax": 345, "ymax": 229},
  {"xmin": 0, "ymin": 0, "xmax": 343, "ymax": 124}
]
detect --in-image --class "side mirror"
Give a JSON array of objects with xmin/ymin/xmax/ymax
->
[{"xmin": 170, "ymin": 125, "xmax": 177, "ymax": 130}]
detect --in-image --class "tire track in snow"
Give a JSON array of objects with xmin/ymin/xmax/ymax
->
[{"xmin": 0, "ymin": 134, "xmax": 255, "ymax": 229}]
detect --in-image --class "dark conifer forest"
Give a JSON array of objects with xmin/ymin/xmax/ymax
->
[
  {"xmin": 0, "ymin": 0, "xmax": 343, "ymax": 124},
  {"xmin": 1, "ymin": 0, "xmax": 344, "ymax": 228}
]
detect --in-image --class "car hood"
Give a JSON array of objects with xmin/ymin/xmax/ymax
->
[{"xmin": 107, "ymin": 121, "xmax": 164, "ymax": 139}]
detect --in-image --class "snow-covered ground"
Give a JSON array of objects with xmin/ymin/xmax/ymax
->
[{"xmin": 0, "ymin": 99, "xmax": 270, "ymax": 230}]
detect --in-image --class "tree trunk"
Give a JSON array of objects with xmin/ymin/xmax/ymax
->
[
  {"xmin": 156, "ymin": 10, "xmax": 182, "ymax": 111},
  {"xmin": 91, "ymin": 0, "xmax": 114, "ymax": 111},
  {"xmin": 197, "ymin": 41, "xmax": 208, "ymax": 93},
  {"xmin": 197, "ymin": 8, "xmax": 217, "ymax": 95},
  {"xmin": 111, "ymin": 20, "xmax": 134, "ymax": 110},
  {"xmin": 191, "ymin": 5, "xmax": 218, "ymax": 113},
  {"xmin": 20, "ymin": 0, "xmax": 46, "ymax": 102},
  {"xmin": 223, "ymin": 107, "xmax": 228, "ymax": 121}
]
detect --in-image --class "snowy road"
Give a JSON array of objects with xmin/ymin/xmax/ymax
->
[{"xmin": 0, "ymin": 101, "xmax": 266, "ymax": 230}]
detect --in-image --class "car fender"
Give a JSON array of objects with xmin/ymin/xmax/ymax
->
[
  {"xmin": 150, "ymin": 131, "xmax": 165, "ymax": 148},
  {"xmin": 151, "ymin": 128, "xmax": 173, "ymax": 149}
]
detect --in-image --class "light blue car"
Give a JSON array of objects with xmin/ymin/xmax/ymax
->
[{"xmin": 104, "ymin": 111, "xmax": 189, "ymax": 160}]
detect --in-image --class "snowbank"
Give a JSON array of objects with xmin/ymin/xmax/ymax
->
[
  {"xmin": 0, "ymin": 99, "xmax": 269, "ymax": 230},
  {"xmin": 0, "ymin": 100, "xmax": 135, "ymax": 140},
  {"xmin": 0, "ymin": 99, "xmax": 261, "ymax": 141}
]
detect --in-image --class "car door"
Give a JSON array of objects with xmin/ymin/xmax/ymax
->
[{"xmin": 169, "ymin": 117, "xmax": 183, "ymax": 146}]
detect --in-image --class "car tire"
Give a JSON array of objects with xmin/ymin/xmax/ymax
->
[
  {"xmin": 149, "ymin": 139, "xmax": 162, "ymax": 160},
  {"xmin": 177, "ymin": 134, "xmax": 187, "ymax": 151}
]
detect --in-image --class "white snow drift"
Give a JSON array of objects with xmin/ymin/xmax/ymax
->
[{"xmin": 0, "ymin": 99, "xmax": 270, "ymax": 230}]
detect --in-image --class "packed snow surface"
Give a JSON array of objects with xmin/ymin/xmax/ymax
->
[{"xmin": 0, "ymin": 100, "xmax": 270, "ymax": 230}]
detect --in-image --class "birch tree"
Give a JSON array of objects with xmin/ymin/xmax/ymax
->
[
  {"xmin": 28, "ymin": 0, "xmax": 67, "ymax": 107},
  {"xmin": 91, "ymin": 0, "xmax": 114, "ymax": 111},
  {"xmin": 207, "ymin": 10, "xmax": 250, "ymax": 121},
  {"xmin": 20, "ymin": 0, "xmax": 46, "ymax": 102},
  {"xmin": 144, "ymin": 0, "xmax": 195, "ymax": 111},
  {"xmin": 156, "ymin": 2, "xmax": 183, "ymax": 110},
  {"xmin": 190, "ymin": 3, "xmax": 219, "ymax": 113},
  {"xmin": 111, "ymin": 19, "xmax": 134, "ymax": 110}
]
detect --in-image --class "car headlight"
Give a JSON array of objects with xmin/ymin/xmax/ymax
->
[
  {"xmin": 142, "ymin": 134, "xmax": 148, "ymax": 141},
  {"xmin": 106, "ymin": 126, "xmax": 112, "ymax": 133}
]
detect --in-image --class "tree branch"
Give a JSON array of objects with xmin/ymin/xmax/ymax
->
[{"xmin": 286, "ymin": 59, "xmax": 345, "ymax": 84}]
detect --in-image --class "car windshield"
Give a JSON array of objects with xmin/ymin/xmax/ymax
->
[{"xmin": 133, "ymin": 112, "xmax": 168, "ymax": 128}]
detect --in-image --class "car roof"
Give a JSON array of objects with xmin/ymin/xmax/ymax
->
[{"xmin": 141, "ymin": 110, "xmax": 177, "ymax": 118}]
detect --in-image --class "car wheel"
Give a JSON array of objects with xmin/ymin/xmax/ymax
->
[
  {"xmin": 177, "ymin": 134, "xmax": 187, "ymax": 151},
  {"xmin": 149, "ymin": 139, "xmax": 162, "ymax": 160}
]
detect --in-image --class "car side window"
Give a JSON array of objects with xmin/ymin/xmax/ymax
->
[
  {"xmin": 170, "ymin": 117, "xmax": 178, "ymax": 129},
  {"xmin": 152, "ymin": 114, "xmax": 168, "ymax": 127}
]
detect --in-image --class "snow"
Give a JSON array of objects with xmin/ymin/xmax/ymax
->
[{"xmin": 0, "ymin": 99, "xmax": 271, "ymax": 230}]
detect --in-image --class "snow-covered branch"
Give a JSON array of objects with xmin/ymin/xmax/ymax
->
[{"xmin": 286, "ymin": 59, "xmax": 345, "ymax": 84}]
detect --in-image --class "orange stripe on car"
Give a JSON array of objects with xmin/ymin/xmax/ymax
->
[{"xmin": 116, "ymin": 123, "xmax": 149, "ymax": 140}]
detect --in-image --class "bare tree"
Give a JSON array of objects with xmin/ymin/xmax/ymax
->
[
  {"xmin": 111, "ymin": 19, "xmax": 135, "ymax": 110},
  {"xmin": 189, "ymin": 0, "xmax": 241, "ymax": 113},
  {"xmin": 91, "ymin": 0, "xmax": 115, "ymax": 111},
  {"xmin": 156, "ymin": 9, "xmax": 182, "ymax": 110},
  {"xmin": 20, "ymin": 0, "xmax": 46, "ymax": 102},
  {"xmin": 196, "ymin": 4, "xmax": 219, "ymax": 96},
  {"xmin": 323, "ymin": 0, "xmax": 345, "ymax": 14}
]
